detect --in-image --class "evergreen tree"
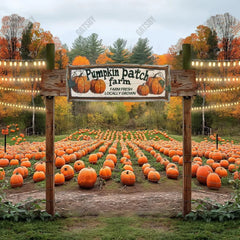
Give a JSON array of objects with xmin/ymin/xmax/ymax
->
[
  {"xmin": 109, "ymin": 38, "xmax": 129, "ymax": 63},
  {"xmin": 69, "ymin": 35, "xmax": 88, "ymax": 62},
  {"xmin": 69, "ymin": 33, "xmax": 104, "ymax": 64},
  {"xmin": 85, "ymin": 33, "xmax": 104, "ymax": 64},
  {"xmin": 20, "ymin": 22, "xmax": 33, "ymax": 59},
  {"xmin": 207, "ymin": 29, "xmax": 219, "ymax": 59},
  {"xmin": 129, "ymin": 38, "xmax": 153, "ymax": 64}
]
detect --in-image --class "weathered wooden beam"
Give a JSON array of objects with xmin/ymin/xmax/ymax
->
[
  {"xmin": 40, "ymin": 69, "xmax": 196, "ymax": 97},
  {"xmin": 170, "ymin": 70, "xmax": 196, "ymax": 97},
  {"xmin": 45, "ymin": 43, "xmax": 55, "ymax": 216},
  {"xmin": 182, "ymin": 44, "xmax": 192, "ymax": 216}
]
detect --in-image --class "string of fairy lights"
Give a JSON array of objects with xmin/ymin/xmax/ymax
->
[
  {"xmin": 191, "ymin": 59, "xmax": 240, "ymax": 113},
  {"xmin": 196, "ymin": 77, "xmax": 240, "ymax": 82},
  {"xmin": 192, "ymin": 59, "xmax": 240, "ymax": 68},
  {"xmin": 191, "ymin": 101, "xmax": 239, "ymax": 112},
  {"xmin": 0, "ymin": 101, "xmax": 45, "ymax": 112},
  {"xmin": 197, "ymin": 86, "xmax": 240, "ymax": 94},
  {"xmin": 0, "ymin": 86, "xmax": 40, "ymax": 94},
  {"xmin": 0, "ymin": 59, "xmax": 46, "ymax": 112},
  {"xmin": 0, "ymin": 77, "xmax": 42, "ymax": 82},
  {"xmin": 0, "ymin": 60, "xmax": 46, "ymax": 68}
]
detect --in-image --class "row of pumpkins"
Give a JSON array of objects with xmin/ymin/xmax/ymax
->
[{"xmin": 0, "ymin": 129, "xmax": 240, "ymax": 190}]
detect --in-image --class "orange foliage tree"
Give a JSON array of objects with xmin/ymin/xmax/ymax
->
[
  {"xmin": 72, "ymin": 56, "xmax": 90, "ymax": 65},
  {"xmin": 55, "ymin": 48, "xmax": 69, "ymax": 69},
  {"xmin": 96, "ymin": 50, "xmax": 113, "ymax": 64}
]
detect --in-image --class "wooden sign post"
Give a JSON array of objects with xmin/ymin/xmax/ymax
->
[
  {"xmin": 41, "ymin": 43, "xmax": 196, "ymax": 216},
  {"xmin": 182, "ymin": 44, "xmax": 192, "ymax": 216},
  {"xmin": 45, "ymin": 43, "xmax": 55, "ymax": 216}
]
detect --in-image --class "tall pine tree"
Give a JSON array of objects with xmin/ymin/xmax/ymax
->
[
  {"xmin": 20, "ymin": 22, "xmax": 33, "ymax": 59},
  {"xmin": 109, "ymin": 38, "xmax": 129, "ymax": 63},
  {"xmin": 129, "ymin": 38, "xmax": 153, "ymax": 64}
]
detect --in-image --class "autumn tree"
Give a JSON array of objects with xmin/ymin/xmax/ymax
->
[
  {"xmin": 108, "ymin": 38, "xmax": 129, "ymax": 63},
  {"xmin": 96, "ymin": 50, "xmax": 113, "ymax": 64},
  {"xmin": 0, "ymin": 14, "xmax": 26, "ymax": 59},
  {"xmin": 55, "ymin": 48, "xmax": 69, "ymax": 69},
  {"xmin": 72, "ymin": 56, "xmax": 90, "ymax": 65},
  {"xmin": 29, "ymin": 22, "xmax": 54, "ymax": 58},
  {"xmin": 207, "ymin": 13, "xmax": 239, "ymax": 60},
  {"xmin": 129, "ymin": 38, "xmax": 153, "ymax": 64}
]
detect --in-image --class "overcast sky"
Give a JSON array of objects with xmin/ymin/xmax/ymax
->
[{"xmin": 1, "ymin": 0, "xmax": 240, "ymax": 54}]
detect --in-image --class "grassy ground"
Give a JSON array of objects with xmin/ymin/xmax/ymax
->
[{"xmin": 0, "ymin": 215, "xmax": 240, "ymax": 240}]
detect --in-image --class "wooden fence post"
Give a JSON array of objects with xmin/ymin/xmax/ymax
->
[
  {"xmin": 182, "ymin": 43, "xmax": 192, "ymax": 216},
  {"xmin": 45, "ymin": 43, "xmax": 55, "ymax": 215}
]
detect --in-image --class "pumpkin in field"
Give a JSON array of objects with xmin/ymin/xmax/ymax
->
[
  {"xmin": 105, "ymin": 154, "xmax": 117, "ymax": 164},
  {"xmin": 196, "ymin": 165, "xmax": 213, "ymax": 185},
  {"xmin": 54, "ymin": 173, "xmax": 65, "ymax": 186},
  {"xmin": 215, "ymin": 167, "xmax": 228, "ymax": 178},
  {"xmin": 33, "ymin": 171, "xmax": 45, "ymax": 182},
  {"xmin": 10, "ymin": 172, "xmax": 23, "ymax": 188},
  {"xmin": 35, "ymin": 161, "xmax": 46, "ymax": 173},
  {"xmin": 138, "ymin": 155, "xmax": 148, "ymax": 166},
  {"xmin": 13, "ymin": 167, "xmax": 25, "ymax": 177},
  {"xmin": 137, "ymin": 84, "xmax": 149, "ymax": 96},
  {"xmin": 60, "ymin": 164, "xmax": 74, "ymax": 180},
  {"xmin": 0, "ymin": 158, "xmax": 9, "ymax": 167},
  {"xmin": 99, "ymin": 166, "xmax": 112, "ymax": 180},
  {"xmin": 90, "ymin": 79, "xmax": 106, "ymax": 93},
  {"xmin": 74, "ymin": 160, "xmax": 85, "ymax": 172},
  {"xmin": 0, "ymin": 167, "xmax": 5, "ymax": 180},
  {"xmin": 89, "ymin": 154, "xmax": 98, "ymax": 164},
  {"xmin": 123, "ymin": 164, "xmax": 133, "ymax": 172},
  {"xmin": 233, "ymin": 171, "xmax": 240, "ymax": 180},
  {"xmin": 73, "ymin": 76, "xmax": 90, "ymax": 93},
  {"xmin": 78, "ymin": 167, "xmax": 97, "ymax": 188},
  {"xmin": 206, "ymin": 173, "xmax": 221, "ymax": 190},
  {"xmin": 191, "ymin": 163, "xmax": 200, "ymax": 177},
  {"xmin": 103, "ymin": 159, "xmax": 115, "ymax": 170},
  {"xmin": 121, "ymin": 170, "xmax": 135, "ymax": 186},
  {"xmin": 147, "ymin": 77, "xmax": 165, "ymax": 94},
  {"xmin": 55, "ymin": 157, "xmax": 65, "ymax": 168},
  {"xmin": 148, "ymin": 170, "xmax": 160, "ymax": 183},
  {"xmin": 143, "ymin": 167, "xmax": 155, "ymax": 178},
  {"xmin": 166, "ymin": 166, "xmax": 179, "ymax": 179}
]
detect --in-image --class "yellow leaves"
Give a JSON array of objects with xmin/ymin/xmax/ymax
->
[
  {"xmin": 123, "ymin": 102, "xmax": 140, "ymax": 112},
  {"xmin": 165, "ymin": 97, "xmax": 182, "ymax": 121},
  {"xmin": 72, "ymin": 56, "xmax": 90, "ymax": 66}
]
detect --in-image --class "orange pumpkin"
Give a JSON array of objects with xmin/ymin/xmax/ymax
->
[
  {"xmin": 123, "ymin": 164, "xmax": 134, "ymax": 172},
  {"xmin": 99, "ymin": 166, "xmax": 112, "ymax": 180},
  {"xmin": 196, "ymin": 165, "xmax": 213, "ymax": 185},
  {"xmin": 121, "ymin": 170, "xmax": 136, "ymax": 186},
  {"xmin": 207, "ymin": 173, "xmax": 221, "ymax": 190},
  {"xmin": 148, "ymin": 170, "xmax": 160, "ymax": 183},
  {"xmin": 78, "ymin": 167, "xmax": 97, "ymax": 188},
  {"xmin": 0, "ymin": 158, "xmax": 9, "ymax": 167},
  {"xmin": 137, "ymin": 84, "xmax": 149, "ymax": 96},
  {"xmin": 33, "ymin": 171, "xmax": 46, "ymax": 182},
  {"xmin": 10, "ymin": 173, "xmax": 23, "ymax": 188},
  {"xmin": 60, "ymin": 164, "xmax": 74, "ymax": 180},
  {"xmin": 103, "ymin": 159, "xmax": 115, "ymax": 170},
  {"xmin": 166, "ymin": 167, "xmax": 179, "ymax": 179},
  {"xmin": 147, "ymin": 77, "xmax": 165, "ymax": 94},
  {"xmin": 215, "ymin": 167, "xmax": 228, "ymax": 178},
  {"xmin": 54, "ymin": 173, "xmax": 65, "ymax": 186},
  {"xmin": 90, "ymin": 79, "xmax": 106, "ymax": 93},
  {"xmin": 0, "ymin": 167, "xmax": 5, "ymax": 180},
  {"xmin": 74, "ymin": 160, "xmax": 85, "ymax": 172},
  {"xmin": 55, "ymin": 157, "xmax": 65, "ymax": 168},
  {"xmin": 73, "ymin": 76, "xmax": 90, "ymax": 93}
]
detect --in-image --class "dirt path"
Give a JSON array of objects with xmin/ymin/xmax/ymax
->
[{"xmin": 5, "ymin": 188, "xmax": 232, "ymax": 217}]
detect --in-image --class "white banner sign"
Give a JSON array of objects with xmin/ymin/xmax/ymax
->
[{"xmin": 67, "ymin": 64, "xmax": 171, "ymax": 101}]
